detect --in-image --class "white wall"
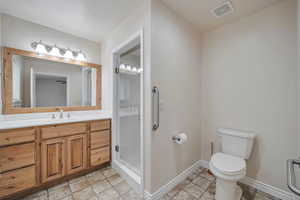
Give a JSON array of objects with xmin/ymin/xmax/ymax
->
[
  {"xmin": 100, "ymin": 1, "xmax": 152, "ymax": 192},
  {"xmin": 150, "ymin": 0, "xmax": 202, "ymax": 193},
  {"xmin": 298, "ymin": 0, "xmax": 300, "ymax": 159},
  {"xmin": 200, "ymin": 0, "xmax": 298, "ymax": 191},
  {"xmin": 0, "ymin": 14, "xmax": 101, "ymax": 114},
  {"xmin": 1, "ymin": 14, "xmax": 101, "ymax": 64}
]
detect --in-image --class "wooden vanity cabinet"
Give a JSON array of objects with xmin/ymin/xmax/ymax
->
[
  {"xmin": 89, "ymin": 120, "xmax": 111, "ymax": 167},
  {"xmin": 41, "ymin": 137, "xmax": 66, "ymax": 183},
  {"xmin": 0, "ymin": 119, "xmax": 111, "ymax": 200},
  {"xmin": 0, "ymin": 128, "xmax": 37, "ymax": 199},
  {"xmin": 66, "ymin": 134, "xmax": 87, "ymax": 175}
]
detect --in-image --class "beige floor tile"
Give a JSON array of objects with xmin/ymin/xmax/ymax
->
[
  {"xmin": 73, "ymin": 187, "xmax": 98, "ymax": 200},
  {"xmin": 92, "ymin": 179, "xmax": 112, "ymax": 194},
  {"xmin": 192, "ymin": 176, "xmax": 211, "ymax": 191},
  {"xmin": 102, "ymin": 167, "xmax": 118, "ymax": 178},
  {"xmin": 22, "ymin": 190, "xmax": 48, "ymax": 200},
  {"xmin": 183, "ymin": 183, "xmax": 205, "ymax": 198},
  {"xmin": 97, "ymin": 188, "xmax": 120, "ymax": 200},
  {"xmin": 199, "ymin": 170, "xmax": 215, "ymax": 182},
  {"xmin": 120, "ymin": 190, "xmax": 142, "ymax": 200},
  {"xmin": 107, "ymin": 174, "xmax": 124, "ymax": 186},
  {"xmin": 199, "ymin": 191, "xmax": 214, "ymax": 200},
  {"xmin": 173, "ymin": 191, "xmax": 197, "ymax": 200},
  {"xmin": 69, "ymin": 176, "xmax": 90, "ymax": 193},
  {"xmin": 69, "ymin": 176, "xmax": 87, "ymax": 184},
  {"xmin": 21, "ymin": 166, "xmax": 281, "ymax": 200},
  {"xmin": 166, "ymin": 185, "xmax": 182, "ymax": 198},
  {"xmin": 60, "ymin": 196, "xmax": 74, "ymax": 200},
  {"xmin": 186, "ymin": 173, "xmax": 198, "ymax": 182},
  {"xmin": 161, "ymin": 195, "xmax": 173, "ymax": 200},
  {"xmin": 114, "ymin": 181, "xmax": 131, "ymax": 195},
  {"xmin": 48, "ymin": 183, "xmax": 71, "ymax": 200},
  {"xmin": 48, "ymin": 182, "xmax": 69, "ymax": 193},
  {"xmin": 86, "ymin": 170, "xmax": 106, "ymax": 185}
]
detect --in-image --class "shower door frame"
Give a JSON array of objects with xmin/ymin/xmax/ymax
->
[{"xmin": 112, "ymin": 29, "xmax": 144, "ymax": 194}]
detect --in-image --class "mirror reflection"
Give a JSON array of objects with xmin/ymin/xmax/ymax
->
[{"xmin": 12, "ymin": 55, "xmax": 97, "ymax": 108}]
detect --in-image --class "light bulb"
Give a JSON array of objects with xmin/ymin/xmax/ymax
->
[
  {"xmin": 77, "ymin": 52, "xmax": 86, "ymax": 61},
  {"xmin": 138, "ymin": 68, "xmax": 143, "ymax": 73},
  {"xmin": 64, "ymin": 49, "xmax": 73, "ymax": 60},
  {"xmin": 132, "ymin": 67, "xmax": 137, "ymax": 72},
  {"xmin": 50, "ymin": 46, "xmax": 61, "ymax": 57},
  {"xmin": 126, "ymin": 65, "xmax": 131, "ymax": 71},
  {"xmin": 120, "ymin": 64, "xmax": 126, "ymax": 70},
  {"xmin": 36, "ymin": 43, "xmax": 47, "ymax": 55}
]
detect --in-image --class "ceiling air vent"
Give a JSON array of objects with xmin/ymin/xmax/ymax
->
[{"xmin": 212, "ymin": 1, "xmax": 234, "ymax": 18}]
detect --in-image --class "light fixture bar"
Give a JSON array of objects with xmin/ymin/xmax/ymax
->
[{"xmin": 30, "ymin": 41, "xmax": 86, "ymax": 61}]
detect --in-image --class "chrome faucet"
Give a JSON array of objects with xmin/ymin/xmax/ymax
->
[{"xmin": 56, "ymin": 108, "xmax": 64, "ymax": 119}]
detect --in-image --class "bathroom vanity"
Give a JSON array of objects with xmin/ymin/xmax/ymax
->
[
  {"xmin": 0, "ymin": 117, "xmax": 111, "ymax": 199},
  {"xmin": 0, "ymin": 46, "xmax": 112, "ymax": 199}
]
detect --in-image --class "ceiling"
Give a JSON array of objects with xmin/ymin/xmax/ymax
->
[
  {"xmin": 0, "ymin": 0, "xmax": 282, "ymax": 43},
  {"xmin": 161, "ymin": 0, "xmax": 282, "ymax": 33},
  {"xmin": 0, "ymin": 0, "xmax": 143, "ymax": 43}
]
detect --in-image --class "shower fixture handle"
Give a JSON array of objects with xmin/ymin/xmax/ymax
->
[{"xmin": 152, "ymin": 86, "xmax": 160, "ymax": 131}]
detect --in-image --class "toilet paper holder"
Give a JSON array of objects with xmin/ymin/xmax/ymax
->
[{"xmin": 172, "ymin": 136, "xmax": 181, "ymax": 142}]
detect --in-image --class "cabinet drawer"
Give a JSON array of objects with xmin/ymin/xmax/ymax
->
[
  {"xmin": 0, "ymin": 143, "xmax": 35, "ymax": 172},
  {"xmin": 91, "ymin": 147, "xmax": 110, "ymax": 166},
  {"xmin": 41, "ymin": 123, "xmax": 87, "ymax": 139},
  {"xmin": 0, "ymin": 165, "xmax": 36, "ymax": 198},
  {"xmin": 91, "ymin": 130, "xmax": 110, "ymax": 149},
  {"xmin": 0, "ymin": 128, "xmax": 35, "ymax": 147},
  {"xmin": 90, "ymin": 120, "xmax": 110, "ymax": 132}
]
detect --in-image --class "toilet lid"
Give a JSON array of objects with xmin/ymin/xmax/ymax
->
[{"xmin": 211, "ymin": 153, "xmax": 246, "ymax": 175}]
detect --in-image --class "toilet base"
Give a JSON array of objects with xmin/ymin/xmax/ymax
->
[{"xmin": 215, "ymin": 178, "xmax": 243, "ymax": 200}]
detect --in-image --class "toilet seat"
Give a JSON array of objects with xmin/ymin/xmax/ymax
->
[{"xmin": 210, "ymin": 153, "xmax": 246, "ymax": 176}]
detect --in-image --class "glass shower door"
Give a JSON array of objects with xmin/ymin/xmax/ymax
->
[{"xmin": 116, "ymin": 48, "xmax": 142, "ymax": 175}]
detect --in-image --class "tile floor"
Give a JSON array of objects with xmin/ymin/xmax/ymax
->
[{"xmin": 22, "ymin": 166, "xmax": 280, "ymax": 200}]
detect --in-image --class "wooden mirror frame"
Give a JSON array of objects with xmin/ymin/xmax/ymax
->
[{"xmin": 2, "ymin": 47, "xmax": 101, "ymax": 114}]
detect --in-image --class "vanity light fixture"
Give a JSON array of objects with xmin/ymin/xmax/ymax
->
[
  {"xmin": 31, "ymin": 41, "xmax": 86, "ymax": 61},
  {"xmin": 64, "ymin": 49, "xmax": 74, "ymax": 60},
  {"xmin": 120, "ymin": 64, "xmax": 126, "ymax": 70},
  {"xmin": 126, "ymin": 65, "xmax": 131, "ymax": 71},
  {"xmin": 119, "ymin": 64, "xmax": 142, "ymax": 74},
  {"xmin": 76, "ymin": 51, "xmax": 86, "ymax": 61},
  {"xmin": 49, "ymin": 45, "xmax": 61, "ymax": 57},
  {"xmin": 31, "ymin": 40, "xmax": 47, "ymax": 55}
]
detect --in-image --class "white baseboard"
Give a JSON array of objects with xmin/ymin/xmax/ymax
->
[
  {"xmin": 241, "ymin": 176, "xmax": 297, "ymax": 200},
  {"xmin": 144, "ymin": 160, "xmax": 203, "ymax": 200},
  {"xmin": 199, "ymin": 160, "xmax": 299, "ymax": 200},
  {"xmin": 143, "ymin": 159, "xmax": 299, "ymax": 200}
]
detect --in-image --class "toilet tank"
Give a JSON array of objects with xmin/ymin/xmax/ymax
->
[{"xmin": 218, "ymin": 128, "xmax": 256, "ymax": 159}]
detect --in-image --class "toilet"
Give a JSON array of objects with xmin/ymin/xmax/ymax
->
[{"xmin": 209, "ymin": 128, "xmax": 255, "ymax": 200}]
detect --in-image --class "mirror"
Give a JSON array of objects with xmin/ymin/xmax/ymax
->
[{"xmin": 3, "ymin": 47, "xmax": 101, "ymax": 114}]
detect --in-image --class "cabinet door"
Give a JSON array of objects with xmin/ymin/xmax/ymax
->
[
  {"xmin": 41, "ymin": 138, "xmax": 65, "ymax": 183},
  {"xmin": 66, "ymin": 134, "xmax": 87, "ymax": 174}
]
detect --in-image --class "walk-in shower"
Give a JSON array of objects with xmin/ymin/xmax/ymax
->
[{"xmin": 113, "ymin": 31, "xmax": 143, "ymax": 193}]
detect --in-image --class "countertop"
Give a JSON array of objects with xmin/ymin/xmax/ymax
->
[{"xmin": 0, "ymin": 110, "xmax": 112, "ymax": 130}]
